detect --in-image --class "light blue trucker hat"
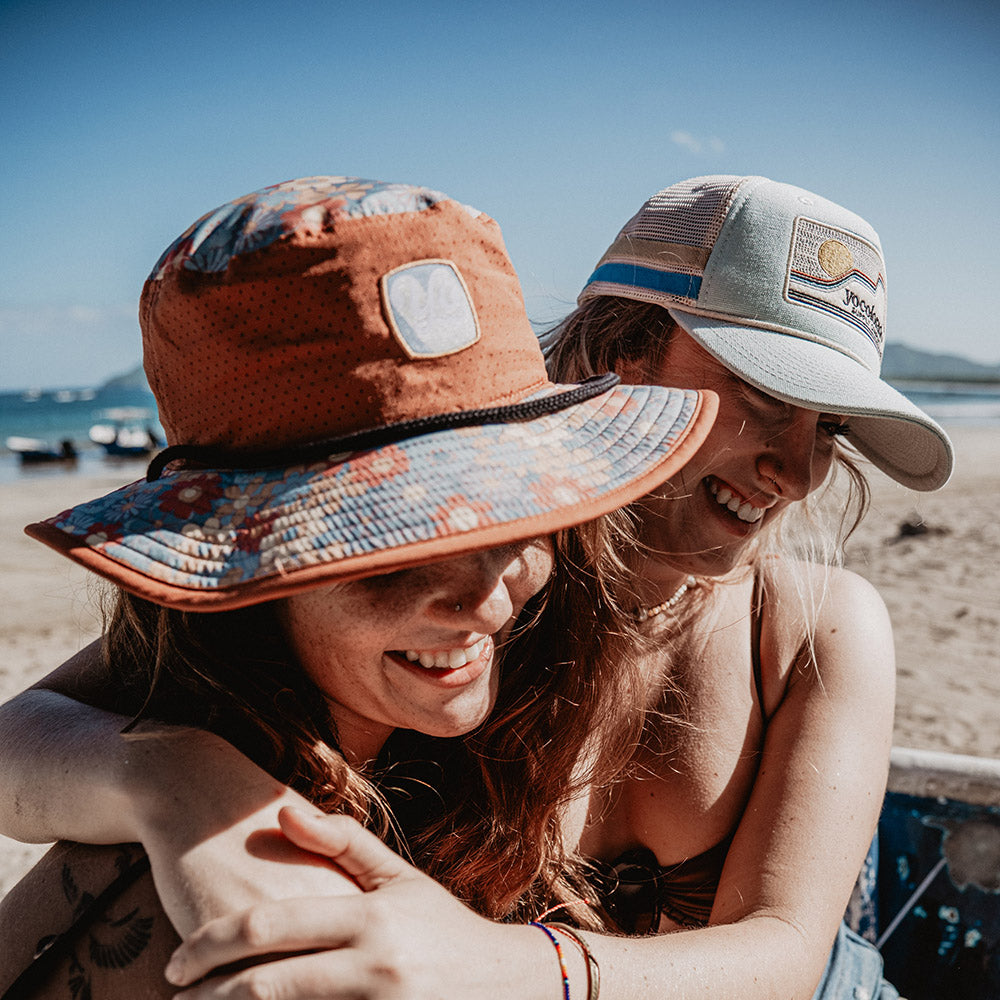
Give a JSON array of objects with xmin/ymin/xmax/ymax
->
[{"xmin": 579, "ymin": 175, "xmax": 953, "ymax": 491}]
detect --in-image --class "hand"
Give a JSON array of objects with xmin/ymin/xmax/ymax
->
[
  {"xmin": 125, "ymin": 730, "xmax": 362, "ymax": 937},
  {"xmin": 165, "ymin": 808, "xmax": 553, "ymax": 1000}
]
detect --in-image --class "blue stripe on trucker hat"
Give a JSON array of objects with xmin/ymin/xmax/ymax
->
[{"xmin": 584, "ymin": 263, "xmax": 702, "ymax": 300}]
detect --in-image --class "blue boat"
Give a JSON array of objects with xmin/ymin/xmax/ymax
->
[{"xmin": 850, "ymin": 747, "xmax": 1000, "ymax": 998}]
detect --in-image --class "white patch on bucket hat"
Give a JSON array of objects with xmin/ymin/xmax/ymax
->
[{"xmin": 381, "ymin": 259, "xmax": 481, "ymax": 358}]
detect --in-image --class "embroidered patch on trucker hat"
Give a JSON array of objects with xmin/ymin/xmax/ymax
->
[
  {"xmin": 381, "ymin": 259, "xmax": 481, "ymax": 358},
  {"xmin": 785, "ymin": 217, "xmax": 886, "ymax": 354}
]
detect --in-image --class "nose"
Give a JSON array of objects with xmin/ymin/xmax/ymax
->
[
  {"xmin": 757, "ymin": 410, "xmax": 826, "ymax": 502},
  {"xmin": 425, "ymin": 548, "xmax": 518, "ymax": 633}
]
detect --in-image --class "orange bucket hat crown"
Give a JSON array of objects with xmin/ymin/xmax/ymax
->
[{"xmin": 27, "ymin": 176, "xmax": 717, "ymax": 610}]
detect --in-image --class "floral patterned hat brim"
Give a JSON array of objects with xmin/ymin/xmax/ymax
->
[{"xmin": 26, "ymin": 384, "xmax": 716, "ymax": 611}]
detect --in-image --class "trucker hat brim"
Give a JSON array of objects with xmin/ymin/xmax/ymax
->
[{"xmin": 670, "ymin": 308, "xmax": 953, "ymax": 491}]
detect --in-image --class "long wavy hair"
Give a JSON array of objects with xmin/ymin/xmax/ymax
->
[{"xmin": 102, "ymin": 513, "xmax": 645, "ymax": 926}]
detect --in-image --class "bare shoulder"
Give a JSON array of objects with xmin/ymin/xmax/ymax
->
[
  {"xmin": 763, "ymin": 559, "xmax": 890, "ymax": 637},
  {"xmin": 0, "ymin": 841, "xmax": 178, "ymax": 999},
  {"xmin": 759, "ymin": 559, "xmax": 894, "ymax": 698}
]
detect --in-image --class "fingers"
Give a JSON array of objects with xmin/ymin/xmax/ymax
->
[
  {"xmin": 165, "ymin": 894, "xmax": 366, "ymax": 987},
  {"xmin": 172, "ymin": 948, "xmax": 390, "ymax": 1000},
  {"xmin": 278, "ymin": 808, "xmax": 417, "ymax": 890}
]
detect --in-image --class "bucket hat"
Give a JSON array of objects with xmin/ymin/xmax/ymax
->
[
  {"xmin": 27, "ymin": 176, "xmax": 717, "ymax": 611},
  {"xmin": 579, "ymin": 175, "xmax": 953, "ymax": 491}
]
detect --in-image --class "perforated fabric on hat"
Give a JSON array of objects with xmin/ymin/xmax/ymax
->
[
  {"xmin": 140, "ymin": 179, "xmax": 547, "ymax": 452},
  {"xmin": 629, "ymin": 176, "xmax": 743, "ymax": 250}
]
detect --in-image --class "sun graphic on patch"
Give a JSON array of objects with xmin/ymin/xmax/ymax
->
[
  {"xmin": 381, "ymin": 259, "xmax": 481, "ymax": 358},
  {"xmin": 817, "ymin": 239, "xmax": 854, "ymax": 279}
]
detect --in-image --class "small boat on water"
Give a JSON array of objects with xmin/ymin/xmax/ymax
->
[
  {"xmin": 4, "ymin": 436, "xmax": 78, "ymax": 465},
  {"xmin": 88, "ymin": 408, "xmax": 162, "ymax": 458},
  {"xmin": 851, "ymin": 746, "xmax": 1000, "ymax": 998}
]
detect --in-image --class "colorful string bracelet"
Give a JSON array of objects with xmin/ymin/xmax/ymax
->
[
  {"xmin": 547, "ymin": 923, "xmax": 600, "ymax": 1000},
  {"xmin": 530, "ymin": 921, "xmax": 570, "ymax": 1000}
]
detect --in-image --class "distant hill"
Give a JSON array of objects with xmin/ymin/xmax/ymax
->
[
  {"xmin": 100, "ymin": 363, "xmax": 149, "ymax": 391},
  {"xmin": 883, "ymin": 343, "xmax": 1000, "ymax": 382}
]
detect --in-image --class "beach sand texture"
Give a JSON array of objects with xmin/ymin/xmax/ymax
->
[{"xmin": 1, "ymin": 427, "xmax": 998, "ymax": 897}]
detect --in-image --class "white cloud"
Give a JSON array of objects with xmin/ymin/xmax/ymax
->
[{"xmin": 670, "ymin": 131, "xmax": 726, "ymax": 155}]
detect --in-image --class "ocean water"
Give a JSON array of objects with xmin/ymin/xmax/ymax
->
[
  {"xmin": 0, "ymin": 383, "xmax": 161, "ymax": 484},
  {"xmin": 891, "ymin": 382, "xmax": 1000, "ymax": 425},
  {"xmin": 1, "ymin": 379, "xmax": 998, "ymax": 485}
]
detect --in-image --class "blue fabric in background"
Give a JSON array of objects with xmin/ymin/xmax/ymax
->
[{"xmin": 852, "ymin": 791, "xmax": 1000, "ymax": 999}]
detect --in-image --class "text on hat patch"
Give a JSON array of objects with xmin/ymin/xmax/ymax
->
[
  {"xmin": 381, "ymin": 260, "xmax": 481, "ymax": 359},
  {"xmin": 784, "ymin": 218, "xmax": 886, "ymax": 354}
]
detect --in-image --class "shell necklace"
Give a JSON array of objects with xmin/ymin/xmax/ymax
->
[{"xmin": 632, "ymin": 575, "xmax": 698, "ymax": 623}]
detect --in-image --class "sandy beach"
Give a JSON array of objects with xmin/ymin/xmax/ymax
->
[{"xmin": 1, "ymin": 427, "xmax": 998, "ymax": 897}]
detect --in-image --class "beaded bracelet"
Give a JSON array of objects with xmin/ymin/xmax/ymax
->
[
  {"xmin": 546, "ymin": 923, "xmax": 601, "ymax": 1000},
  {"xmin": 530, "ymin": 921, "xmax": 570, "ymax": 1000}
]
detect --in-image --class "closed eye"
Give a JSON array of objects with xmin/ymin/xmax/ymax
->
[{"xmin": 819, "ymin": 419, "xmax": 850, "ymax": 437}]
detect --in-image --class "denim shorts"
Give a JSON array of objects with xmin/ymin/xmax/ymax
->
[{"xmin": 812, "ymin": 922, "xmax": 901, "ymax": 1000}]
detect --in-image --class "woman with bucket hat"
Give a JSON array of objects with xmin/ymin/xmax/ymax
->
[
  {"xmin": 0, "ymin": 176, "xmax": 717, "ymax": 997},
  {"xmin": 151, "ymin": 177, "xmax": 948, "ymax": 999}
]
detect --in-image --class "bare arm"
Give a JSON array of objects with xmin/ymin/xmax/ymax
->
[
  {"xmin": 0, "ymin": 643, "xmax": 361, "ymax": 938},
  {"xmin": 0, "ymin": 642, "xmax": 142, "ymax": 844},
  {"xmin": 701, "ymin": 565, "xmax": 895, "ymax": 988}
]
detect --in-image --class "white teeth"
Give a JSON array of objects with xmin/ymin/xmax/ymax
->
[
  {"xmin": 710, "ymin": 480, "xmax": 765, "ymax": 524},
  {"xmin": 402, "ymin": 636, "xmax": 489, "ymax": 670}
]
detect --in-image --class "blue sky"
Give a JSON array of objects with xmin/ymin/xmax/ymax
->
[{"xmin": 2, "ymin": 0, "xmax": 998, "ymax": 390}]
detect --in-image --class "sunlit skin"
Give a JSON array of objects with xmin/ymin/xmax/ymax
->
[
  {"xmin": 278, "ymin": 538, "xmax": 554, "ymax": 764},
  {"xmin": 618, "ymin": 332, "xmax": 850, "ymax": 598}
]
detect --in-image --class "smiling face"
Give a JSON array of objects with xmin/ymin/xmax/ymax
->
[
  {"xmin": 276, "ymin": 538, "xmax": 554, "ymax": 763},
  {"xmin": 624, "ymin": 331, "xmax": 847, "ymax": 580}
]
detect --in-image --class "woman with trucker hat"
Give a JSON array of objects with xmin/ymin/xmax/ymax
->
[
  {"xmin": 156, "ymin": 176, "xmax": 946, "ymax": 1000},
  {"xmin": 0, "ymin": 175, "xmax": 716, "ymax": 997}
]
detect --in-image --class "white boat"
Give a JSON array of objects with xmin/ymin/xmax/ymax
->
[
  {"xmin": 88, "ymin": 408, "xmax": 162, "ymax": 458},
  {"xmin": 4, "ymin": 436, "xmax": 78, "ymax": 464}
]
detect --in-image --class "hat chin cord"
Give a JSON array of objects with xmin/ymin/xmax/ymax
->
[{"xmin": 145, "ymin": 373, "xmax": 620, "ymax": 481}]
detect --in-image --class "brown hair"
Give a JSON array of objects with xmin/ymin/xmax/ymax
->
[{"xmin": 102, "ymin": 515, "xmax": 644, "ymax": 925}]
